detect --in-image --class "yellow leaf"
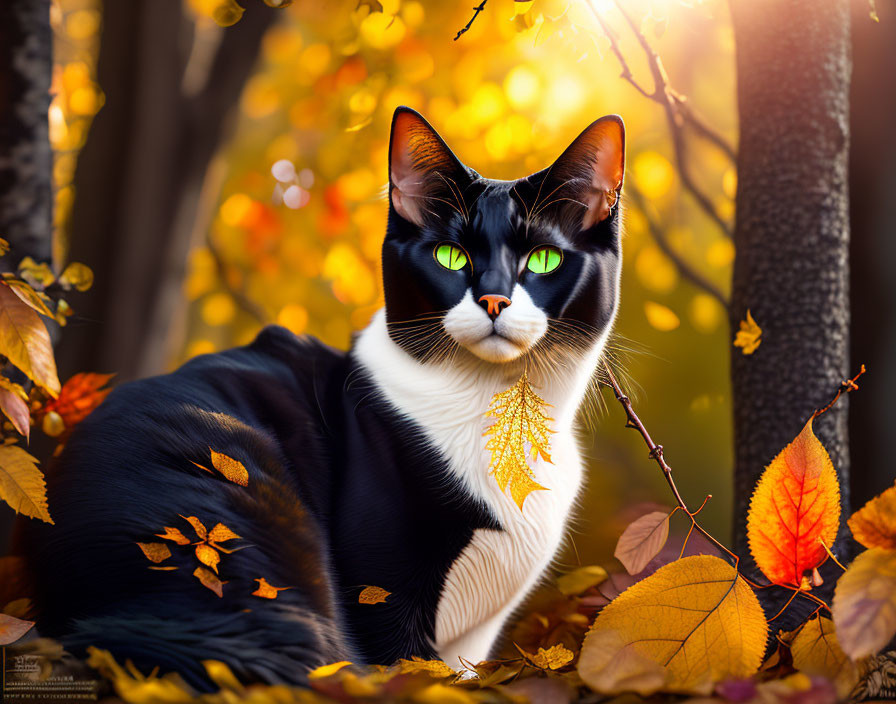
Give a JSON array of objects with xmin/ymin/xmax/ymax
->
[
  {"xmin": 155, "ymin": 526, "xmax": 191, "ymax": 545},
  {"xmin": 397, "ymin": 657, "xmax": 456, "ymax": 678},
  {"xmin": 614, "ymin": 510, "xmax": 672, "ymax": 575},
  {"xmin": 208, "ymin": 522, "xmax": 241, "ymax": 544},
  {"xmin": 136, "ymin": 542, "xmax": 171, "ymax": 564},
  {"xmin": 832, "ymin": 548, "xmax": 896, "ymax": 660},
  {"xmin": 788, "ymin": 617, "xmax": 864, "ymax": 699},
  {"xmin": 0, "ymin": 445, "xmax": 52, "ymax": 524},
  {"xmin": 747, "ymin": 418, "xmax": 840, "ymax": 587},
  {"xmin": 252, "ymin": 577, "xmax": 292, "ymax": 599},
  {"xmin": 180, "ymin": 514, "xmax": 208, "ymax": 540},
  {"xmin": 359, "ymin": 585, "xmax": 390, "ymax": 604},
  {"xmin": 0, "ymin": 284, "xmax": 60, "ymax": 396},
  {"xmin": 86, "ymin": 647, "xmax": 195, "ymax": 703},
  {"xmin": 308, "ymin": 660, "xmax": 352, "ymax": 679},
  {"xmin": 0, "ymin": 378, "xmax": 30, "ymax": 439},
  {"xmin": 578, "ymin": 555, "xmax": 767, "ymax": 695},
  {"xmin": 58, "ymin": 262, "xmax": 94, "ymax": 292},
  {"xmin": 195, "ymin": 544, "xmax": 220, "ymax": 573},
  {"xmin": 734, "ymin": 309, "xmax": 762, "ymax": 354},
  {"xmin": 517, "ymin": 643, "xmax": 574, "ymax": 670},
  {"xmin": 17, "ymin": 257, "xmax": 55, "ymax": 289},
  {"xmin": 193, "ymin": 566, "xmax": 226, "ymax": 597},
  {"xmin": 484, "ymin": 370, "xmax": 552, "ymax": 510},
  {"xmin": 3, "ymin": 279, "xmax": 54, "ymax": 318},
  {"xmin": 201, "ymin": 660, "xmax": 245, "ymax": 693},
  {"xmin": 414, "ymin": 683, "xmax": 475, "ymax": 704},
  {"xmin": 0, "ymin": 613, "xmax": 34, "ymax": 645},
  {"xmin": 848, "ymin": 481, "xmax": 896, "ymax": 550},
  {"xmin": 209, "ymin": 448, "xmax": 249, "ymax": 486},
  {"xmin": 555, "ymin": 565, "xmax": 608, "ymax": 596}
]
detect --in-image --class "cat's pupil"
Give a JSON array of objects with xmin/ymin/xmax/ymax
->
[
  {"xmin": 435, "ymin": 243, "xmax": 468, "ymax": 271},
  {"xmin": 527, "ymin": 246, "xmax": 562, "ymax": 274}
]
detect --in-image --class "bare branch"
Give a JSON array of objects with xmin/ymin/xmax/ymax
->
[
  {"xmin": 455, "ymin": 1, "xmax": 487, "ymax": 41},
  {"xmin": 626, "ymin": 183, "xmax": 729, "ymax": 308}
]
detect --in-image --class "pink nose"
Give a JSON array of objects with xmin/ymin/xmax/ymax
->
[{"xmin": 478, "ymin": 294, "xmax": 511, "ymax": 319}]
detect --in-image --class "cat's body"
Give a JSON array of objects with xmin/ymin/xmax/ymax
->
[{"xmin": 18, "ymin": 108, "xmax": 625, "ymax": 688}]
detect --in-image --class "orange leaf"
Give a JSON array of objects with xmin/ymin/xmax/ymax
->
[
  {"xmin": 3, "ymin": 279, "xmax": 54, "ymax": 318},
  {"xmin": 0, "ymin": 613, "xmax": 34, "ymax": 645},
  {"xmin": 209, "ymin": 449, "xmax": 249, "ymax": 486},
  {"xmin": 195, "ymin": 544, "xmax": 220, "ymax": 573},
  {"xmin": 208, "ymin": 523, "xmax": 241, "ymax": 544},
  {"xmin": 180, "ymin": 515, "xmax": 208, "ymax": 540},
  {"xmin": 0, "ymin": 379, "xmax": 30, "ymax": 440},
  {"xmin": 43, "ymin": 373, "xmax": 114, "ymax": 430},
  {"xmin": 0, "ymin": 284, "xmax": 60, "ymax": 396},
  {"xmin": 148, "ymin": 566, "xmax": 179, "ymax": 571},
  {"xmin": 359, "ymin": 585, "xmax": 390, "ymax": 604},
  {"xmin": 847, "ymin": 481, "xmax": 896, "ymax": 550},
  {"xmin": 747, "ymin": 418, "xmax": 840, "ymax": 587},
  {"xmin": 136, "ymin": 542, "xmax": 171, "ymax": 563},
  {"xmin": 252, "ymin": 577, "xmax": 292, "ymax": 599},
  {"xmin": 0, "ymin": 445, "xmax": 53, "ymax": 524},
  {"xmin": 155, "ymin": 526, "xmax": 191, "ymax": 545},
  {"xmin": 193, "ymin": 566, "xmax": 226, "ymax": 597},
  {"xmin": 614, "ymin": 510, "xmax": 672, "ymax": 575}
]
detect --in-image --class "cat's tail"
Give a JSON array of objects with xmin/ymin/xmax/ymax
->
[{"xmin": 60, "ymin": 602, "xmax": 355, "ymax": 691}]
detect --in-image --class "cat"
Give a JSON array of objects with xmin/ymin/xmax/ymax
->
[{"xmin": 17, "ymin": 106, "xmax": 625, "ymax": 690}]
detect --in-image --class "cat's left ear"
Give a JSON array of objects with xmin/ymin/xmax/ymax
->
[
  {"xmin": 539, "ymin": 115, "xmax": 625, "ymax": 231},
  {"xmin": 389, "ymin": 107, "xmax": 469, "ymax": 226}
]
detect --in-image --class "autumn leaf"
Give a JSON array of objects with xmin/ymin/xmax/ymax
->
[
  {"xmin": 208, "ymin": 522, "xmax": 241, "ymax": 545},
  {"xmin": 516, "ymin": 643, "xmax": 574, "ymax": 670},
  {"xmin": 578, "ymin": 555, "xmax": 767, "ymax": 695},
  {"xmin": 0, "ymin": 377, "xmax": 30, "ymax": 439},
  {"xmin": 555, "ymin": 565, "xmax": 608, "ymax": 596},
  {"xmin": 0, "ymin": 283, "xmax": 60, "ymax": 397},
  {"xmin": 252, "ymin": 577, "xmax": 292, "ymax": 599},
  {"xmin": 43, "ymin": 372, "xmax": 114, "ymax": 431},
  {"xmin": 17, "ymin": 257, "xmax": 55, "ymax": 289},
  {"xmin": 832, "ymin": 548, "xmax": 896, "ymax": 660},
  {"xmin": 0, "ymin": 612, "xmax": 35, "ymax": 645},
  {"xmin": 148, "ymin": 566, "xmax": 179, "ymax": 571},
  {"xmin": 614, "ymin": 510, "xmax": 672, "ymax": 575},
  {"xmin": 58, "ymin": 262, "xmax": 94, "ymax": 292},
  {"xmin": 848, "ymin": 481, "xmax": 896, "ymax": 550},
  {"xmin": 193, "ymin": 565, "xmax": 226, "ymax": 597},
  {"xmin": 136, "ymin": 542, "xmax": 171, "ymax": 564},
  {"xmin": 788, "ymin": 616, "xmax": 864, "ymax": 699},
  {"xmin": 209, "ymin": 448, "xmax": 249, "ymax": 486},
  {"xmin": 734, "ymin": 309, "xmax": 762, "ymax": 354},
  {"xmin": 195, "ymin": 544, "xmax": 220, "ymax": 573},
  {"xmin": 308, "ymin": 661, "xmax": 352, "ymax": 679},
  {"xmin": 180, "ymin": 514, "xmax": 208, "ymax": 540},
  {"xmin": 484, "ymin": 370, "xmax": 553, "ymax": 510},
  {"xmin": 747, "ymin": 418, "xmax": 840, "ymax": 587},
  {"xmin": 2, "ymin": 279, "xmax": 54, "ymax": 318},
  {"xmin": 0, "ymin": 445, "xmax": 53, "ymax": 524},
  {"xmin": 359, "ymin": 585, "xmax": 390, "ymax": 604},
  {"xmin": 155, "ymin": 526, "xmax": 191, "ymax": 545},
  {"xmin": 202, "ymin": 660, "xmax": 245, "ymax": 694},
  {"xmin": 397, "ymin": 657, "xmax": 456, "ymax": 678}
]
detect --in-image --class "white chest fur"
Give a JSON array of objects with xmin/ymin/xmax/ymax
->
[{"xmin": 354, "ymin": 311, "xmax": 608, "ymax": 669}]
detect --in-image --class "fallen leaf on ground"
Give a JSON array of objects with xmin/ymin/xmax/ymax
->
[
  {"xmin": 308, "ymin": 661, "xmax": 352, "ymax": 679},
  {"xmin": 788, "ymin": 616, "xmax": 864, "ymax": 699},
  {"xmin": 516, "ymin": 643, "xmax": 574, "ymax": 670},
  {"xmin": 832, "ymin": 547, "xmax": 896, "ymax": 660},
  {"xmin": 555, "ymin": 565, "xmax": 608, "ymax": 596}
]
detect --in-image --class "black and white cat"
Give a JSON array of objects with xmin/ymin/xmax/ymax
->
[{"xmin": 18, "ymin": 107, "xmax": 625, "ymax": 689}]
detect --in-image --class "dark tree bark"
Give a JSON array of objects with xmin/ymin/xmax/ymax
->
[
  {"xmin": 849, "ymin": 1, "xmax": 896, "ymax": 508},
  {"xmin": 56, "ymin": 0, "xmax": 274, "ymax": 383},
  {"xmin": 729, "ymin": 0, "xmax": 852, "ymax": 606},
  {"xmin": 0, "ymin": 0, "xmax": 53, "ymax": 270}
]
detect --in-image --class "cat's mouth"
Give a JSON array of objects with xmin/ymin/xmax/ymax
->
[{"xmin": 465, "ymin": 331, "xmax": 529, "ymax": 363}]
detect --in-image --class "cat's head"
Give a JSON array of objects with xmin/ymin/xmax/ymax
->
[{"xmin": 382, "ymin": 107, "xmax": 624, "ymax": 366}]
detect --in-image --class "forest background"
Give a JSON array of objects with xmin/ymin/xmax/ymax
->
[{"xmin": 0, "ymin": 0, "xmax": 894, "ymax": 590}]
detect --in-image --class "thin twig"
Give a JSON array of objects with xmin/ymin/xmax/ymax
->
[
  {"xmin": 455, "ymin": 1, "xmax": 487, "ymax": 41},
  {"xmin": 814, "ymin": 365, "xmax": 866, "ymax": 419},
  {"xmin": 601, "ymin": 362, "xmax": 736, "ymax": 563},
  {"xmin": 586, "ymin": 0, "xmax": 734, "ymax": 238},
  {"xmin": 626, "ymin": 183, "xmax": 729, "ymax": 308}
]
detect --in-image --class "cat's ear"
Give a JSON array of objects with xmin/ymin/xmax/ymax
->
[
  {"xmin": 535, "ymin": 115, "xmax": 625, "ymax": 231},
  {"xmin": 389, "ymin": 107, "xmax": 468, "ymax": 226}
]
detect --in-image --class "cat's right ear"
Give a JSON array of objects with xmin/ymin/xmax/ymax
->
[{"xmin": 389, "ymin": 107, "xmax": 467, "ymax": 226}]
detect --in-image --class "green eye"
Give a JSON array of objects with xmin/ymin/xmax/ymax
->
[
  {"xmin": 527, "ymin": 246, "xmax": 562, "ymax": 274},
  {"xmin": 435, "ymin": 244, "xmax": 468, "ymax": 271}
]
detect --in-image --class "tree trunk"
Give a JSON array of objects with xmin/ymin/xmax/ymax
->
[
  {"xmin": 848, "ymin": 1, "xmax": 896, "ymax": 509},
  {"xmin": 0, "ymin": 0, "xmax": 53, "ymax": 270},
  {"xmin": 729, "ymin": 0, "xmax": 852, "ymax": 609},
  {"xmin": 56, "ymin": 0, "xmax": 274, "ymax": 383}
]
